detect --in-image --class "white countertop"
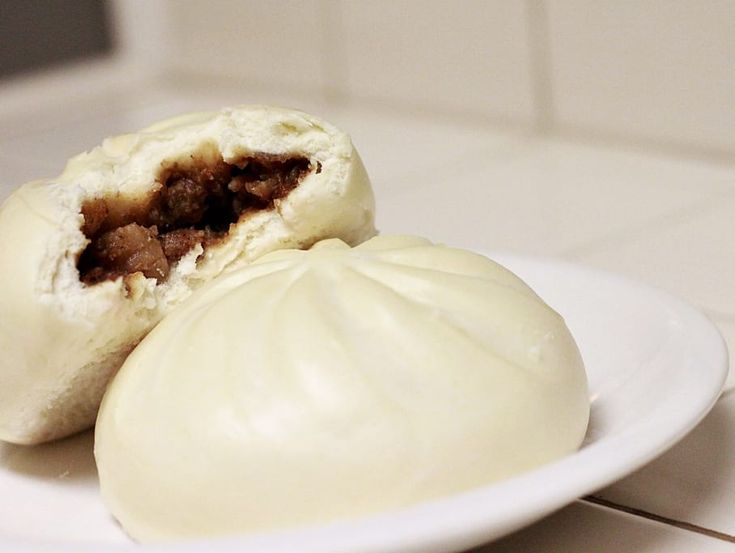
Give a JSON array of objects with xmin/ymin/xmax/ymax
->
[{"xmin": 0, "ymin": 67, "xmax": 733, "ymax": 551}]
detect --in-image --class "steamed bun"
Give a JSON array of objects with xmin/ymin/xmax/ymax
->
[
  {"xmin": 94, "ymin": 235, "xmax": 589, "ymax": 542},
  {"xmin": 0, "ymin": 105, "xmax": 374, "ymax": 445}
]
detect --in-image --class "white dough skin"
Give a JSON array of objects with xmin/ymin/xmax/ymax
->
[
  {"xmin": 0, "ymin": 106, "xmax": 375, "ymax": 445},
  {"xmin": 95, "ymin": 235, "xmax": 590, "ymax": 543}
]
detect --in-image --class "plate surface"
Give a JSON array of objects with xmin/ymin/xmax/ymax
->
[{"xmin": 0, "ymin": 254, "xmax": 728, "ymax": 553}]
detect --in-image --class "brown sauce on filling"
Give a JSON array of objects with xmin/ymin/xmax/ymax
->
[{"xmin": 77, "ymin": 152, "xmax": 314, "ymax": 285}]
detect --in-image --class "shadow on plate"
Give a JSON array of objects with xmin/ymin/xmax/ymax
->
[{"xmin": 0, "ymin": 429, "xmax": 97, "ymax": 483}]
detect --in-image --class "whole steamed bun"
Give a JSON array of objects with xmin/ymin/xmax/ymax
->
[
  {"xmin": 95, "ymin": 235, "xmax": 589, "ymax": 542},
  {"xmin": 0, "ymin": 105, "xmax": 374, "ymax": 445}
]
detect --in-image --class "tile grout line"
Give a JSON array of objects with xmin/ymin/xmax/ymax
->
[
  {"xmin": 583, "ymin": 495, "xmax": 735, "ymax": 543},
  {"xmin": 318, "ymin": 0, "xmax": 350, "ymax": 105},
  {"xmin": 525, "ymin": 0, "xmax": 555, "ymax": 134}
]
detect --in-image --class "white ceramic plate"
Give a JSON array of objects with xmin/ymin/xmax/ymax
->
[{"xmin": 0, "ymin": 254, "xmax": 728, "ymax": 553}]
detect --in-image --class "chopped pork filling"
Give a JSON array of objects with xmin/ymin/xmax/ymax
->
[{"xmin": 77, "ymin": 153, "xmax": 314, "ymax": 285}]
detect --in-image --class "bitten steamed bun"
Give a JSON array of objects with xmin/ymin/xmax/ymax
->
[
  {"xmin": 0, "ymin": 106, "xmax": 375, "ymax": 445},
  {"xmin": 95, "ymin": 235, "xmax": 589, "ymax": 542}
]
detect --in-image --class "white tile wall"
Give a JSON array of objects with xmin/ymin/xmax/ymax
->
[
  {"xmin": 110, "ymin": 0, "xmax": 171, "ymax": 74},
  {"xmin": 153, "ymin": 1, "xmax": 735, "ymax": 157},
  {"xmin": 339, "ymin": 0, "xmax": 535, "ymax": 123},
  {"xmin": 165, "ymin": 0, "xmax": 327, "ymax": 92},
  {"xmin": 545, "ymin": 1, "xmax": 735, "ymax": 154}
]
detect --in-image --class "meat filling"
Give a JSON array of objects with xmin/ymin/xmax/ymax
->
[{"xmin": 78, "ymin": 153, "xmax": 314, "ymax": 285}]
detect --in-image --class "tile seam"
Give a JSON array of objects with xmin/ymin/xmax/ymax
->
[
  {"xmin": 525, "ymin": 0, "xmax": 555, "ymax": 133},
  {"xmin": 583, "ymin": 495, "xmax": 735, "ymax": 543}
]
